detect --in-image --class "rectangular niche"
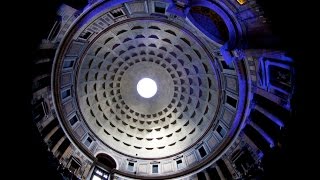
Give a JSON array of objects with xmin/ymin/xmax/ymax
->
[
  {"xmin": 198, "ymin": 146, "xmax": 207, "ymax": 158},
  {"xmin": 127, "ymin": 162, "xmax": 134, "ymax": 172},
  {"xmin": 61, "ymin": 88, "xmax": 71, "ymax": 100},
  {"xmin": 176, "ymin": 159, "xmax": 184, "ymax": 170},
  {"xmin": 69, "ymin": 114, "xmax": 78, "ymax": 126},
  {"xmin": 109, "ymin": 7, "xmax": 126, "ymax": 19},
  {"xmin": 79, "ymin": 31, "xmax": 92, "ymax": 40},
  {"xmin": 63, "ymin": 57, "xmax": 77, "ymax": 70},
  {"xmin": 84, "ymin": 136, "xmax": 93, "ymax": 147},
  {"xmin": 153, "ymin": 2, "xmax": 166, "ymax": 14},
  {"xmin": 152, "ymin": 164, "xmax": 158, "ymax": 174},
  {"xmin": 220, "ymin": 60, "xmax": 234, "ymax": 70},
  {"xmin": 226, "ymin": 94, "xmax": 237, "ymax": 109},
  {"xmin": 216, "ymin": 124, "xmax": 227, "ymax": 138},
  {"xmin": 268, "ymin": 65, "xmax": 292, "ymax": 93}
]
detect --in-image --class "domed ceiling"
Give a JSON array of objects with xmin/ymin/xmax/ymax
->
[
  {"xmin": 77, "ymin": 19, "xmax": 221, "ymax": 158},
  {"xmin": 52, "ymin": 0, "xmax": 248, "ymax": 177}
]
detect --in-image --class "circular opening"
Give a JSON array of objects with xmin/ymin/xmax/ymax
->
[{"xmin": 137, "ymin": 78, "xmax": 157, "ymax": 98}]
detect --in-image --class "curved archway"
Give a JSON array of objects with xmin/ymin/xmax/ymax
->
[
  {"xmin": 186, "ymin": 0, "xmax": 243, "ymax": 49},
  {"xmin": 188, "ymin": 6, "xmax": 229, "ymax": 44},
  {"xmin": 96, "ymin": 153, "xmax": 117, "ymax": 170}
]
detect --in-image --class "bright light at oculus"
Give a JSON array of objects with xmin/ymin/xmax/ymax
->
[{"xmin": 137, "ymin": 78, "xmax": 157, "ymax": 98}]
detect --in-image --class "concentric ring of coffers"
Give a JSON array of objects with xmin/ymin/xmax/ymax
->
[
  {"xmin": 76, "ymin": 20, "xmax": 221, "ymax": 158},
  {"xmin": 52, "ymin": 0, "xmax": 245, "ymax": 178}
]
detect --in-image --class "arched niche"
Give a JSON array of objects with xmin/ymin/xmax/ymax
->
[
  {"xmin": 186, "ymin": 0, "xmax": 242, "ymax": 49},
  {"xmin": 96, "ymin": 153, "xmax": 117, "ymax": 170},
  {"xmin": 188, "ymin": 6, "xmax": 229, "ymax": 44}
]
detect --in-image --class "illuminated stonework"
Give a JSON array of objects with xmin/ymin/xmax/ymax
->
[{"xmin": 51, "ymin": 0, "xmax": 254, "ymax": 178}]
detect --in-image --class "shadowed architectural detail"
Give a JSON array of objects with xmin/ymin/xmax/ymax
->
[
  {"xmin": 96, "ymin": 153, "xmax": 117, "ymax": 170},
  {"xmin": 189, "ymin": 6, "xmax": 229, "ymax": 42}
]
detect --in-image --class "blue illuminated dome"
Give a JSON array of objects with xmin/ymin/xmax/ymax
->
[{"xmin": 31, "ymin": 0, "xmax": 294, "ymax": 179}]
